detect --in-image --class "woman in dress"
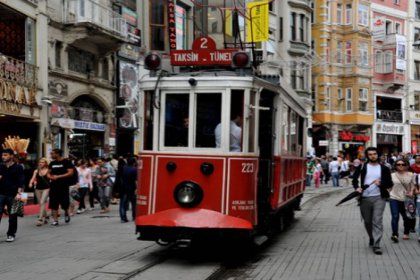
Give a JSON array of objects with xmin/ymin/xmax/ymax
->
[{"xmin": 29, "ymin": 158, "xmax": 50, "ymax": 226}]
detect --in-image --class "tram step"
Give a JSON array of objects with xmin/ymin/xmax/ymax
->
[{"xmin": 253, "ymin": 235, "xmax": 268, "ymax": 246}]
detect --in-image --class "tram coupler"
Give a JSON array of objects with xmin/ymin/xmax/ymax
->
[{"xmin": 175, "ymin": 239, "xmax": 192, "ymax": 248}]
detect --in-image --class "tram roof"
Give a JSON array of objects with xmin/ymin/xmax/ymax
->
[{"xmin": 140, "ymin": 70, "xmax": 308, "ymax": 117}]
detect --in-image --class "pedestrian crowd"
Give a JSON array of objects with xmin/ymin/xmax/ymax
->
[
  {"xmin": 309, "ymin": 147, "xmax": 420, "ymax": 255},
  {"xmin": 0, "ymin": 148, "xmax": 138, "ymax": 242}
]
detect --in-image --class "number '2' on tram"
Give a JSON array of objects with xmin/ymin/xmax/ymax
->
[{"xmin": 135, "ymin": 50, "xmax": 308, "ymax": 245}]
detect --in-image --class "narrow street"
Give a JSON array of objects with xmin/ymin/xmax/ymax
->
[{"xmin": 1, "ymin": 186, "xmax": 420, "ymax": 280}]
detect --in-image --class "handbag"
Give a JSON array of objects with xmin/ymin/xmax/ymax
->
[
  {"xmin": 70, "ymin": 189, "xmax": 81, "ymax": 202},
  {"xmin": 405, "ymin": 197, "xmax": 417, "ymax": 219},
  {"xmin": 10, "ymin": 199, "xmax": 24, "ymax": 217}
]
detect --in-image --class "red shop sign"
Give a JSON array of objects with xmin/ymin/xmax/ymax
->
[
  {"xmin": 170, "ymin": 36, "xmax": 238, "ymax": 66},
  {"xmin": 340, "ymin": 131, "xmax": 370, "ymax": 142}
]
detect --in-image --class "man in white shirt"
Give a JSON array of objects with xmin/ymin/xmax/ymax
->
[
  {"xmin": 215, "ymin": 113, "xmax": 242, "ymax": 152},
  {"xmin": 352, "ymin": 147, "xmax": 393, "ymax": 255},
  {"xmin": 329, "ymin": 157, "xmax": 340, "ymax": 187}
]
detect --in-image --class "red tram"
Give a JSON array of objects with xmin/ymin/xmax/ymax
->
[{"xmin": 135, "ymin": 51, "xmax": 308, "ymax": 244}]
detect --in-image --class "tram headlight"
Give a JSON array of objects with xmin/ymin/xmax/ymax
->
[{"xmin": 174, "ymin": 181, "xmax": 203, "ymax": 208}]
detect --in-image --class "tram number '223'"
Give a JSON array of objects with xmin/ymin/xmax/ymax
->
[{"xmin": 241, "ymin": 163, "xmax": 254, "ymax": 173}]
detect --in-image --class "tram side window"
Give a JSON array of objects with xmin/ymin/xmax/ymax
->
[
  {"xmin": 230, "ymin": 90, "xmax": 244, "ymax": 152},
  {"xmin": 298, "ymin": 116, "xmax": 305, "ymax": 157},
  {"xmin": 195, "ymin": 93, "xmax": 222, "ymax": 148},
  {"xmin": 164, "ymin": 94, "xmax": 189, "ymax": 147},
  {"xmin": 290, "ymin": 111, "xmax": 298, "ymax": 154},
  {"xmin": 281, "ymin": 105, "xmax": 289, "ymax": 154},
  {"xmin": 248, "ymin": 91, "xmax": 257, "ymax": 153},
  {"xmin": 143, "ymin": 91, "xmax": 154, "ymax": 150}
]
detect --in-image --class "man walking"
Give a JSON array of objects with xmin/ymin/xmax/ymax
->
[
  {"xmin": 320, "ymin": 155, "xmax": 330, "ymax": 184},
  {"xmin": 352, "ymin": 147, "xmax": 393, "ymax": 255},
  {"xmin": 48, "ymin": 149, "xmax": 75, "ymax": 226},
  {"xmin": 119, "ymin": 157, "xmax": 137, "ymax": 222},
  {"xmin": 0, "ymin": 149, "xmax": 24, "ymax": 242}
]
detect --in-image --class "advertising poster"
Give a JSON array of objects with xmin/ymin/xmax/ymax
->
[
  {"xmin": 396, "ymin": 34, "xmax": 406, "ymax": 70},
  {"xmin": 118, "ymin": 61, "xmax": 139, "ymax": 129}
]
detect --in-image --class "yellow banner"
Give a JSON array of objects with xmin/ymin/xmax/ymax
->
[
  {"xmin": 225, "ymin": 9, "xmax": 232, "ymax": 37},
  {"xmin": 247, "ymin": 1, "xmax": 269, "ymax": 42}
]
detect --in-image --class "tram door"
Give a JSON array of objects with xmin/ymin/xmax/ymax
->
[{"xmin": 257, "ymin": 91, "xmax": 275, "ymax": 227}]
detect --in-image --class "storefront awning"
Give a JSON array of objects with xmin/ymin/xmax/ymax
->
[{"xmin": 51, "ymin": 118, "xmax": 106, "ymax": 132}]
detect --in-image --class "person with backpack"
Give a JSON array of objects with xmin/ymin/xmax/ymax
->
[
  {"xmin": 47, "ymin": 149, "xmax": 75, "ymax": 226},
  {"xmin": 389, "ymin": 159, "xmax": 416, "ymax": 242}
]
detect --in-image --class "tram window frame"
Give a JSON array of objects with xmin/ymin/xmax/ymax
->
[
  {"xmin": 281, "ymin": 104, "xmax": 289, "ymax": 155},
  {"xmin": 229, "ymin": 90, "xmax": 245, "ymax": 153},
  {"xmin": 247, "ymin": 91, "xmax": 257, "ymax": 153},
  {"xmin": 161, "ymin": 93, "xmax": 190, "ymax": 149},
  {"xmin": 194, "ymin": 93, "xmax": 222, "ymax": 149},
  {"xmin": 290, "ymin": 111, "xmax": 298, "ymax": 154},
  {"xmin": 143, "ymin": 91, "xmax": 154, "ymax": 151}
]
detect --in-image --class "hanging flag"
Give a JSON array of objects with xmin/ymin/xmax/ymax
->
[{"xmin": 246, "ymin": 1, "xmax": 269, "ymax": 42}]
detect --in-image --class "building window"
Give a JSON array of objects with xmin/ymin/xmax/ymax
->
[
  {"xmin": 337, "ymin": 88, "xmax": 343, "ymax": 111},
  {"xmin": 359, "ymin": 88, "xmax": 368, "ymax": 111},
  {"xmin": 375, "ymin": 51, "xmax": 383, "ymax": 73},
  {"xmin": 414, "ymin": 28, "xmax": 420, "ymax": 49},
  {"xmin": 325, "ymin": 47, "xmax": 330, "ymax": 63},
  {"xmin": 336, "ymin": 4, "xmax": 342, "ymax": 24},
  {"xmin": 358, "ymin": 4, "xmax": 368, "ymax": 26},
  {"xmin": 394, "ymin": 0, "xmax": 400, "ymax": 5},
  {"xmin": 395, "ymin": 22, "xmax": 401, "ymax": 34},
  {"xmin": 345, "ymin": 42, "xmax": 352, "ymax": 64},
  {"xmin": 55, "ymin": 41, "xmax": 62, "ymax": 69},
  {"xmin": 336, "ymin": 41, "xmax": 343, "ymax": 63},
  {"xmin": 415, "ymin": 61, "xmax": 420, "ymax": 80},
  {"xmin": 346, "ymin": 88, "xmax": 352, "ymax": 111},
  {"xmin": 326, "ymin": 1, "xmax": 331, "ymax": 23},
  {"xmin": 291, "ymin": 12, "xmax": 296, "ymax": 41},
  {"xmin": 416, "ymin": 1, "xmax": 420, "ymax": 20},
  {"xmin": 345, "ymin": 4, "xmax": 352, "ymax": 25},
  {"xmin": 279, "ymin": 17, "xmax": 283, "ymax": 41},
  {"xmin": 386, "ymin": 20, "xmax": 393, "ymax": 35},
  {"xmin": 359, "ymin": 42, "xmax": 368, "ymax": 67},
  {"xmin": 325, "ymin": 87, "xmax": 331, "ymax": 111},
  {"xmin": 150, "ymin": 0, "xmax": 167, "ymax": 51},
  {"xmin": 102, "ymin": 58, "xmax": 108, "ymax": 80},
  {"xmin": 384, "ymin": 52, "xmax": 393, "ymax": 73},
  {"xmin": 300, "ymin": 14, "xmax": 305, "ymax": 42},
  {"xmin": 414, "ymin": 92, "xmax": 420, "ymax": 110},
  {"xmin": 68, "ymin": 47, "xmax": 95, "ymax": 74},
  {"xmin": 298, "ymin": 66, "xmax": 305, "ymax": 90},
  {"xmin": 291, "ymin": 62, "xmax": 297, "ymax": 89}
]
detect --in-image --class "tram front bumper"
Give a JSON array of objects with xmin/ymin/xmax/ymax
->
[{"xmin": 136, "ymin": 208, "xmax": 253, "ymax": 241}]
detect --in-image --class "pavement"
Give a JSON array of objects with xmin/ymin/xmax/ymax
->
[{"xmin": 1, "ymin": 182, "xmax": 420, "ymax": 280}]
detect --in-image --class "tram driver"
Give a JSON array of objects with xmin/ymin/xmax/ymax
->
[{"xmin": 214, "ymin": 110, "xmax": 242, "ymax": 152}]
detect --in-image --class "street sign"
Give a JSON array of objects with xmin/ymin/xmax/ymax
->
[
  {"xmin": 319, "ymin": 140, "xmax": 329, "ymax": 146},
  {"xmin": 170, "ymin": 36, "xmax": 237, "ymax": 66}
]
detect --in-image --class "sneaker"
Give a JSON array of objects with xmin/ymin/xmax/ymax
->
[
  {"xmin": 391, "ymin": 235, "xmax": 399, "ymax": 243},
  {"xmin": 6, "ymin": 235, "xmax": 15, "ymax": 242},
  {"xmin": 89, "ymin": 207, "xmax": 94, "ymax": 211},
  {"xmin": 51, "ymin": 221, "xmax": 59, "ymax": 226},
  {"xmin": 369, "ymin": 239, "xmax": 374, "ymax": 247},
  {"xmin": 65, "ymin": 214, "xmax": 71, "ymax": 223},
  {"xmin": 373, "ymin": 247, "xmax": 382, "ymax": 255},
  {"xmin": 76, "ymin": 210, "xmax": 81, "ymax": 214}
]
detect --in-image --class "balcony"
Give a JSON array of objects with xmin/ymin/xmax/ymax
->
[
  {"xmin": 24, "ymin": 0, "xmax": 38, "ymax": 5},
  {"xmin": 64, "ymin": 0, "xmax": 127, "ymax": 39},
  {"xmin": 288, "ymin": 41, "xmax": 311, "ymax": 55},
  {"xmin": 0, "ymin": 54, "xmax": 37, "ymax": 91},
  {"xmin": 376, "ymin": 109, "xmax": 402, "ymax": 123}
]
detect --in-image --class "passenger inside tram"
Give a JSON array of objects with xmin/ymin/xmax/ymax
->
[{"xmin": 214, "ymin": 110, "xmax": 243, "ymax": 152}]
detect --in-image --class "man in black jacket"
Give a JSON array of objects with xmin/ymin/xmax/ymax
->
[
  {"xmin": 352, "ymin": 147, "xmax": 393, "ymax": 255},
  {"xmin": 0, "ymin": 149, "xmax": 24, "ymax": 242}
]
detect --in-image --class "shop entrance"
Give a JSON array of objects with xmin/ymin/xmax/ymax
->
[
  {"xmin": 339, "ymin": 142, "xmax": 364, "ymax": 159},
  {"xmin": 68, "ymin": 129, "xmax": 104, "ymax": 159}
]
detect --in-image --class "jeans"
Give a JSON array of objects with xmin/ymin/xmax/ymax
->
[
  {"xmin": 331, "ymin": 172, "xmax": 340, "ymax": 187},
  {"xmin": 35, "ymin": 189, "xmax": 49, "ymax": 221},
  {"xmin": 78, "ymin": 188, "xmax": 88, "ymax": 210},
  {"xmin": 0, "ymin": 194, "xmax": 18, "ymax": 237},
  {"xmin": 98, "ymin": 186, "xmax": 111, "ymax": 209},
  {"xmin": 89, "ymin": 182, "xmax": 100, "ymax": 208},
  {"xmin": 360, "ymin": 196, "xmax": 386, "ymax": 248},
  {"xmin": 417, "ymin": 202, "xmax": 420, "ymax": 236},
  {"xmin": 306, "ymin": 174, "xmax": 313, "ymax": 186},
  {"xmin": 119, "ymin": 191, "xmax": 136, "ymax": 221},
  {"xmin": 389, "ymin": 199, "xmax": 413, "ymax": 236}
]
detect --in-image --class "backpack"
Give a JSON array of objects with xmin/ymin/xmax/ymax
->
[{"xmin": 68, "ymin": 166, "xmax": 79, "ymax": 186}]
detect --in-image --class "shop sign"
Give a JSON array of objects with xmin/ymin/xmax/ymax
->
[
  {"xmin": 122, "ymin": 7, "xmax": 137, "ymax": 26},
  {"xmin": 118, "ymin": 44, "xmax": 140, "ymax": 61},
  {"xmin": 109, "ymin": 137, "xmax": 116, "ymax": 146},
  {"xmin": 376, "ymin": 123, "xmax": 404, "ymax": 135},
  {"xmin": 48, "ymin": 80, "xmax": 68, "ymax": 97},
  {"xmin": 51, "ymin": 118, "xmax": 106, "ymax": 132},
  {"xmin": 319, "ymin": 140, "xmax": 328, "ymax": 146},
  {"xmin": 0, "ymin": 80, "xmax": 37, "ymax": 117},
  {"xmin": 372, "ymin": 17, "xmax": 386, "ymax": 41},
  {"xmin": 412, "ymin": 141, "xmax": 418, "ymax": 154},
  {"xmin": 168, "ymin": 0, "xmax": 176, "ymax": 50},
  {"xmin": 339, "ymin": 131, "xmax": 370, "ymax": 142},
  {"xmin": 170, "ymin": 36, "xmax": 237, "ymax": 66}
]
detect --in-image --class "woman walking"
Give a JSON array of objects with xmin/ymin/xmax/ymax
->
[
  {"xmin": 29, "ymin": 158, "xmax": 50, "ymax": 226},
  {"xmin": 389, "ymin": 159, "xmax": 415, "ymax": 242},
  {"xmin": 88, "ymin": 158, "xmax": 100, "ymax": 210},
  {"xmin": 313, "ymin": 158, "xmax": 324, "ymax": 189},
  {"xmin": 76, "ymin": 160, "xmax": 93, "ymax": 214}
]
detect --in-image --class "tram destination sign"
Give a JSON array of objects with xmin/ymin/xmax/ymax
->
[{"xmin": 170, "ymin": 36, "xmax": 237, "ymax": 66}]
